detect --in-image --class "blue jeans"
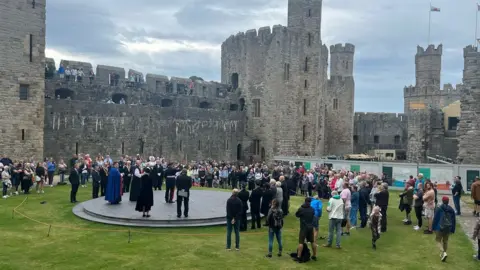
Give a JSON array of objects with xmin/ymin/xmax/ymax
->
[
  {"xmin": 81, "ymin": 173, "xmax": 88, "ymax": 185},
  {"xmin": 60, "ymin": 172, "xmax": 65, "ymax": 183},
  {"xmin": 268, "ymin": 228, "xmax": 283, "ymax": 254},
  {"xmin": 328, "ymin": 218, "xmax": 342, "ymax": 247},
  {"xmin": 350, "ymin": 206, "xmax": 358, "ymax": 227},
  {"xmin": 226, "ymin": 217, "xmax": 240, "ymax": 249},
  {"xmin": 453, "ymin": 195, "xmax": 461, "ymax": 214}
]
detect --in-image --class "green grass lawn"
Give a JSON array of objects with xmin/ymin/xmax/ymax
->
[{"xmin": 0, "ymin": 186, "xmax": 478, "ymax": 270}]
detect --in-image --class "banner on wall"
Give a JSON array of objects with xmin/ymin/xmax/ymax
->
[
  {"xmin": 304, "ymin": 162, "xmax": 311, "ymax": 170},
  {"xmin": 418, "ymin": 168, "xmax": 431, "ymax": 180},
  {"xmin": 429, "ymin": 168, "xmax": 453, "ymax": 190},
  {"xmin": 392, "ymin": 166, "xmax": 417, "ymax": 187}
]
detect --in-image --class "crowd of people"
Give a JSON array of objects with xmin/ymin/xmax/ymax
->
[{"xmin": 1, "ymin": 153, "xmax": 479, "ymax": 263}]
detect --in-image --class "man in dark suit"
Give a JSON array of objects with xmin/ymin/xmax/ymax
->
[
  {"xmin": 176, "ymin": 169, "xmax": 192, "ymax": 218},
  {"xmin": 164, "ymin": 163, "xmax": 178, "ymax": 203},
  {"xmin": 238, "ymin": 184, "xmax": 250, "ymax": 231},
  {"xmin": 91, "ymin": 164, "xmax": 101, "ymax": 198},
  {"xmin": 152, "ymin": 160, "xmax": 164, "ymax": 190},
  {"xmin": 69, "ymin": 163, "xmax": 80, "ymax": 203},
  {"xmin": 249, "ymin": 181, "xmax": 263, "ymax": 229}
]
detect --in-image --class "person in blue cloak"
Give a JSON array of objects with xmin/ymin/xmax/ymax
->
[{"xmin": 105, "ymin": 162, "xmax": 122, "ymax": 204}]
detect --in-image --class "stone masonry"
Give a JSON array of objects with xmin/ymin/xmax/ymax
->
[
  {"xmin": 221, "ymin": 0, "xmax": 355, "ymax": 161},
  {"xmin": 0, "ymin": 0, "xmax": 46, "ymax": 160},
  {"xmin": 457, "ymin": 46, "xmax": 480, "ymax": 164}
]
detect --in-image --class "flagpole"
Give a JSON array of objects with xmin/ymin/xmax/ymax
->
[
  {"xmin": 428, "ymin": 1, "xmax": 432, "ymax": 45},
  {"xmin": 476, "ymin": 3, "xmax": 478, "ymax": 47}
]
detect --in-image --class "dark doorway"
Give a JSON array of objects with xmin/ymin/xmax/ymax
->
[
  {"xmin": 139, "ymin": 139, "xmax": 144, "ymax": 154},
  {"xmin": 55, "ymin": 88, "xmax": 74, "ymax": 99},
  {"xmin": 239, "ymin": 98, "xmax": 245, "ymax": 111},
  {"xmin": 467, "ymin": 170, "xmax": 479, "ymax": 191},
  {"xmin": 231, "ymin": 73, "xmax": 239, "ymax": 89},
  {"xmin": 75, "ymin": 142, "xmax": 79, "ymax": 155},
  {"xmin": 229, "ymin": 104, "xmax": 239, "ymax": 111},
  {"xmin": 236, "ymin": 144, "xmax": 242, "ymax": 160},
  {"xmin": 112, "ymin": 93, "xmax": 127, "ymax": 104},
  {"xmin": 161, "ymin": 99, "xmax": 173, "ymax": 107},
  {"xmin": 382, "ymin": 166, "xmax": 393, "ymax": 186},
  {"xmin": 261, "ymin": 147, "xmax": 265, "ymax": 161},
  {"xmin": 199, "ymin": 101, "xmax": 211, "ymax": 109}
]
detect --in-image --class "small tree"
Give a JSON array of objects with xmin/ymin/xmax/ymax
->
[{"xmin": 189, "ymin": 75, "xmax": 204, "ymax": 81}]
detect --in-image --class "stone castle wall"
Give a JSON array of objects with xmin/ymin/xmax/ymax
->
[
  {"xmin": 0, "ymin": 0, "xmax": 46, "ymax": 160},
  {"xmin": 44, "ymin": 99, "xmax": 244, "ymax": 162},
  {"xmin": 353, "ymin": 112, "xmax": 407, "ymax": 154},
  {"xmin": 457, "ymin": 45, "xmax": 480, "ymax": 164}
]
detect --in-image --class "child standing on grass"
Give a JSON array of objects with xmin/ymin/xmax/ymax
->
[
  {"xmin": 473, "ymin": 217, "xmax": 480, "ymax": 261},
  {"xmin": 369, "ymin": 205, "xmax": 382, "ymax": 250}
]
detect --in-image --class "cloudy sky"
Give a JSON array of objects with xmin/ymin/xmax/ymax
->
[{"xmin": 46, "ymin": 0, "xmax": 475, "ymax": 113}]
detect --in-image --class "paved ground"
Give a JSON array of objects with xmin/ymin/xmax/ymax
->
[{"xmin": 445, "ymin": 195, "xmax": 479, "ymax": 253}]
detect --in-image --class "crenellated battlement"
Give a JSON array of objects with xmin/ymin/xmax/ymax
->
[
  {"xmin": 222, "ymin": 24, "xmax": 289, "ymax": 49},
  {"xmin": 354, "ymin": 112, "xmax": 407, "ymax": 121},
  {"xmin": 416, "ymin": 44, "xmax": 443, "ymax": 56},
  {"xmin": 463, "ymin": 45, "xmax": 480, "ymax": 56},
  {"xmin": 403, "ymin": 83, "xmax": 463, "ymax": 98},
  {"xmin": 46, "ymin": 58, "xmax": 236, "ymax": 101},
  {"xmin": 330, "ymin": 43, "xmax": 355, "ymax": 54}
]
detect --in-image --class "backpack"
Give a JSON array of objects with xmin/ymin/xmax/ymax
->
[
  {"xmin": 439, "ymin": 208, "xmax": 453, "ymax": 233},
  {"xmin": 271, "ymin": 209, "xmax": 284, "ymax": 229}
]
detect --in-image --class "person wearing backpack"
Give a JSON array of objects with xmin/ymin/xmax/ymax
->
[
  {"xmin": 432, "ymin": 196, "xmax": 456, "ymax": 262},
  {"xmin": 265, "ymin": 199, "xmax": 283, "ymax": 258}
]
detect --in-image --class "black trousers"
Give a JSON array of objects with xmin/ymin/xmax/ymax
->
[
  {"xmin": 92, "ymin": 183, "xmax": 99, "ymax": 198},
  {"xmin": 380, "ymin": 205, "xmax": 387, "ymax": 232},
  {"xmin": 100, "ymin": 180, "xmax": 107, "ymax": 196},
  {"xmin": 177, "ymin": 195, "xmax": 189, "ymax": 216},
  {"xmin": 240, "ymin": 210, "xmax": 247, "ymax": 231},
  {"xmin": 154, "ymin": 178, "xmax": 162, "ymax": 190},
  {"xmin": 123, "ymin": 177, "xmax": 131, "ymax": 193},
  {"xmin": 47, "ymin": 171, "xmax": 54, "ymax": 185},
  {"xmin": 71, "ymin": 184, "xmax": 79, "ymax": 202},
  {"xmin": 251, "ymin": 210, "xmax": 261, "ymax": 229},
  {"xmin": 414, "ymin": 206, "xmax": 423, "ymax": 228},
  {"xmin": 165, "ymin": 178, "xmax": 175, "ymax": 202},
  {"xmin": 477, "ymin": 239, "xmax": 480, "ymax": 259}
]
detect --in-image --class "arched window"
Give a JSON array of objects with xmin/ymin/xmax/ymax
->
[
  {"xmin": 394, "ymin": 135, "xmax": 401, "ymax": 145},
  {"xmin": 353, "ymin": 135, "xmax": 358, "ymax": 144},
  {"xmin": 237, "ymin": 144, "xmax": 242, "ymax": 160},
  {"xmin": 373, "ymin": 135, "xmax": 379, "ymax": 144}
]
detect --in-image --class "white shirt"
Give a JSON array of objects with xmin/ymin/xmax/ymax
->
[
  {"xmin": 327, "ymin": 196, "xmax": 345, "ymax": 219},
  {"xmin": 134, "ymin": 168, "xmax": 142, "ymax": 178},
  {"xmin": 335, "ymin": 177, "xmax": 344, "ymax": 191},
  {"xmin": 72, "ymin": 69, "xmax": 77, "ymax": 76},
  {"xmin": 65, "ymin": 69, "xmax": 71, "ymax": 75}
]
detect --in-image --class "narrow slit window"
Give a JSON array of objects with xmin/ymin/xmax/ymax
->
[{"xmin": 29, "ymin": 34, "xmax": 33, "ymax": 62}]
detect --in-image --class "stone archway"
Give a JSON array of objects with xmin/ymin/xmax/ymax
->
[
  {"xmin": 239, "ymin": 98, "xmax": 245, "ymax": 111},
  {"xmin": 55, "ymin": 88, "xmax": 74, "ymax": 99},
  {"xmin": 199, "ymin": 101, "xmax": 211, "ymax": 109},
  {"xmin": 231, "ymin": 73, "xmax": 239, "ymax": 89},
  {"xmin": 112, "ymin": 93, "xmax": 128, "ymax": 104}
]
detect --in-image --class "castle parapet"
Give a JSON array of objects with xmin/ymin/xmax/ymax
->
[
  {"xmin": 354, "ymin": 112, "xmax": 407, "ymax": 121},
  {"xmin": 96, "ymin": 65, "xmax": 125, "ymax": 86},
  {"xmin": 60, "ymin": 60, "xmax": 93, "ymax": 72},
  {"xmin": 145, "ymin": 73, "xmax": 169, "ymax": 93},
  {"xmin": 330, "ymin": 43, "xmax": 355, "ymax": 54},
  {"xmin": 416, "ymin": 44, "xmax": 442, "ymax": 56}
]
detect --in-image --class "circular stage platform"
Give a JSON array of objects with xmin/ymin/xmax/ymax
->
[{"xmin": 73, "ymin": 190, "xmax": 251, "ymax": 228}]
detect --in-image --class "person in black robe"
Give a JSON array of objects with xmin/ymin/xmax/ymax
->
[
  {"xmin": 135, "ymin": 167, "xmax": 153, "ymax": 217},
  {"xmin": 198, "ymin": 167, "xmax": 206, "ymax": 187},
  {"xmin": 91, "ymin": 164, "xmax": 101, "ymax": 198},
  {"xmin": 280, "ymin": 176, "xmax": 290, "ymax": 216},
  {"xmin": 176, "ymin": 169, "xmax": 192, "ymax": 218},
  {"xmin": 261, "ymin": 183, "xmax": 274, "ymax": 217},
  {"xmin": 99, "ymin": 164, "xmax": 108, "ymax": 196},
  {"xmin": 249, "ymin": 181, "xmax": 263, "ymax": 229},
  {"xmin": 238, "ymin": 184, "xmax": 250, "ymax": 231},
  {"xmin": 129, "ymin": 160, "xmax": 143, "ymax": 202},
  {"xmin": 152, "ymin": 160, "xmax": 163, "ymax": 190},
  {"xmin": 122, "ymin": 161, "xmax": 133, "ymax": 194},
  {"xmin": 69, "ymin": 163, "xmax": 80, "ymax": 203},
  {"xmin": 164, "ymin": 163, "xmax": 178, "ymax": 203}
]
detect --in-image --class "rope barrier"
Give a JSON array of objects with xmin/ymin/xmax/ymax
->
[{"xmin": 12, "ymin": 197, "xmax": 297, "ymax": 237}]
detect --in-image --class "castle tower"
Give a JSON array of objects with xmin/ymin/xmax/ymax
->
[
  {"xmin": 0, "ymin": 0, "xmax": 46, "ymax": 159},
  {"xmin": 288, "ymin": 0, "xmax": 322, "ymax": 34},
  {"xmin": 415, "ymin": 44, "xmax": 442, "ymax": 89},
  {"xmin": 457, "ymin": 45, "xmax": 480, "ymax": 163},
  {"xmin": 325, "ymin": 44, "xmax": 355, "ymax": 155},
  {"xmin": 285, "ymin": 0, "xmax": 327, "ymax": 156}
]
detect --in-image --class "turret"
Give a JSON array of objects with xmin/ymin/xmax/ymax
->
[
  {"xmin": 288, "ymin": 0, "xmax": 322, "ymax": 35},
  {"xmin": 330, "ymin": 43, "xmax": 355, "ymax": 77},
  {"xmin": 415, "ymin": 44, "xmax": 442, "ymax": 88}
]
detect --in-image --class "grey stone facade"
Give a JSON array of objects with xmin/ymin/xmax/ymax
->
[
  {"xmin": 457, "ymin": 46, "xmax": 480, "ymax": 164},
  {"xmin": 0, "ymin": 0, "xmax": 46, "ymax": 160},
  {"xmin": 353, "ymin": 113, "xmax": 407, "ymax": 154},
  {"xmin": 221, "ymin": 0, "xmax": 354, "ymax": 160},
  {"xmin": 44, "ymin": 62, "xmax": 245, "ymax": 161}
]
